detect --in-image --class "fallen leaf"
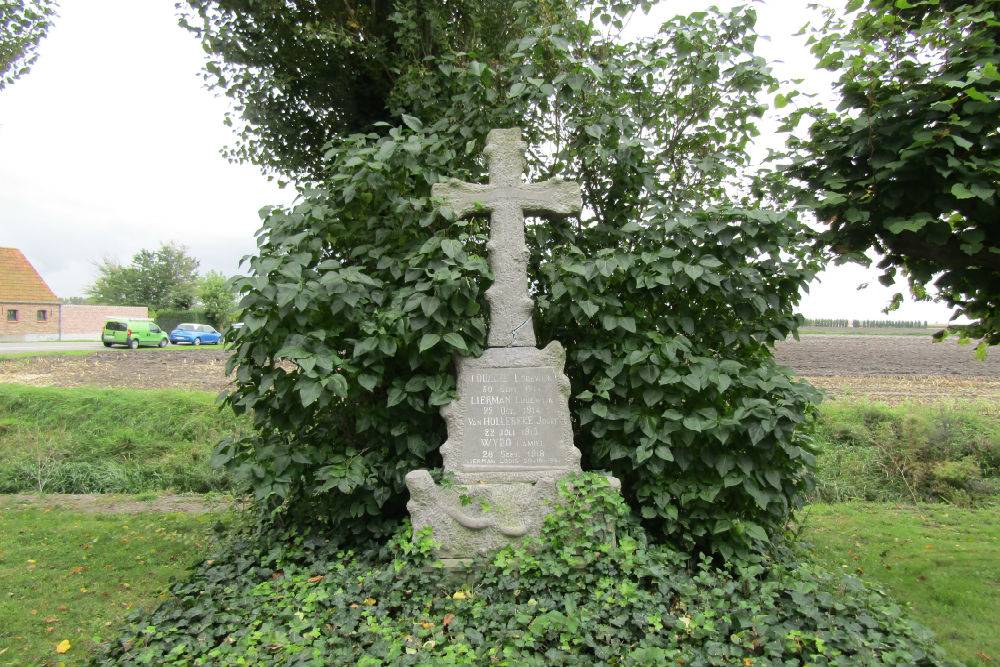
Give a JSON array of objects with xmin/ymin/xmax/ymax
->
[
  {"xmin": 452, "ymin": 591, "xmax": 468, "ymax": 600},
  {"xmin": 306, "ymin": 575, "xmax": 324, "ymax": 583},
  {"xmin": 443, "ymin": 614, "xmax": 455, "ymax": 627},
  {"xmin": 55, "ymin": 639, "xmax": 71, "ymax": 654},
  {"xmin": 363, "ymin": 598, "xmax": 376, "ymax": 605}
]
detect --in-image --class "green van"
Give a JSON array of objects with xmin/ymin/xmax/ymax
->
[{"xmin": 101, "ymin": 318, "xmax": 169, "ymax": 349}]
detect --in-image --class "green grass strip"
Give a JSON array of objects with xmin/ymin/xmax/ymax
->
[
  {"xmin": 0, "ymin": 385, "xmax": 248, "ymax": 494},
  {"xmin": 0, "ymin": 502, "xmax": 231, "ymax": 667},
  {"xmin": 802, "ymin": 502, "xmax": 1000, "ymax": 667},
  {"xmin": 812, "ymin": 400, "xmax": 1000, "ymax": 505}
]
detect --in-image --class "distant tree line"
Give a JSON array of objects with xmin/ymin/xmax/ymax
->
[
  {"xmin": 853, "ymin": 319, "xmax": 928, "ymax": 329},
  {"xmin": 802, "ymin": 318, "xmax": 928, "ymax": 329},
  {"xmin": 802, "ymin": 318, "xmax": 851, "ymax": 328},
  {"xmin": 82, "ymin": 242, "xmax": 238, "ymax": 328}
]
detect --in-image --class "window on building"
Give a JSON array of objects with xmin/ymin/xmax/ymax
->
[
  {"xmin": 7, "ymin": 309, "xmax": 18, "ymax": 322},
  {"xmin": 37, "ymin": 309, "xmax": 48, "ymax": 322}
]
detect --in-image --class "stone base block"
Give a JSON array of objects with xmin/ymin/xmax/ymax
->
[{"xmin": 406, "ymin": 469, "xmax": 565, "ymax": 559}]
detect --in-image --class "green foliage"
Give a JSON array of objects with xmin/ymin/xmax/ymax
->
[
  {"xmin": 179, "ymin": 0, "xmax": 569, "ymax": 182},
  {"xmin": 0, "ymin": 0, "xmax": 55, "ymax": 90},
  {"xmin": 86, "ymin": 242, "xmax": 202, "ymax": 311},
  {"xmin": 0, "ymin": 385, "xmax": 247, "ymax": 494},
  {"xmin": 196, "ymin": 270, "xmax": 237, "ymax": 329},
  {"xmin": 88, "ymin": 475, "xmax": 952, "ymax": 667},
  {"xmin": 803, "ymin": 502, "xmax": 1000, "ymax": 667},
  {"xmin": 852, "ymin": 320, "xmax": 928, "ymax": 329},
  {"xmin": 0, "ymin": 505, "xmax": 234, "ymax": 667},
  {"xmin": 218, "ymin": 1, "xmax": 822, "ymax": 558},
  {"xmin": 804, "ymin": 318, "xmax": 852, "ymax": 328},
  {"xmin": 784, "ymin": 0, "xmax": 1000, "ymax": 349},
  {"xmin": 801, "ymin": 319, "xmax": 928, "ymax": 329},
  {"xmin": 154, "ymin": 308, "xmax": 210, "ymax": 334},
  {"xmin": 811, "ymin": 401, "xmax": 1000, "ymax": 505}
]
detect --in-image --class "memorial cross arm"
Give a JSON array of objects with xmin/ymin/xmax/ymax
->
[{"xmin": 430, "ymin": 128, "xmax": 582, "ymax": 347}]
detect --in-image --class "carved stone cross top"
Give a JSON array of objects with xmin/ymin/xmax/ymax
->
[{"xmin": 432, "ymin": 128, "xmax": 582, "ymax": 347}]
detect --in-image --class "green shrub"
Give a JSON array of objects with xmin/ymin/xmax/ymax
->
[
  {"xmin": 220, "ymin": 3, "xmax": 822, "ymax": 560},
  {"xmin": 154, "ymin": 308, "xmax": 212, "ymax": 332},
  {"xmin": 812, "ymin": 402, "xmax": 1000, "ymax": 505},
  {"xmin": 88, "ymin": 474, "xmax": 950, "ymax": 667}
]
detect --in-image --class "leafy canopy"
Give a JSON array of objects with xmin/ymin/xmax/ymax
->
[
  {"xmin": 216, "ymin": 0, "xmax": 822, "ymax": 560},
  {"xmin": 86, "ymin": 242, "xmax": 201, "ymax": 311},
  {"xmin": 784, "ymin": 0, "xmax": 1000, "ymax": 350},
  {"xmin": 0, "ymin": 0, "xmax": 56, "ymax": 90},
  {"xmin": 180, "ymin": 0, "xmax": 554, "ymax": 183},
  {"xmin": 197, "ymin": 269, "xmax": 237, "ymax": 328}
]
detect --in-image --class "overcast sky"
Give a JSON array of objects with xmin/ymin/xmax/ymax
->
[{"xmin": 0, "ymin": 1, "xmax": 963, "ymax": 324}]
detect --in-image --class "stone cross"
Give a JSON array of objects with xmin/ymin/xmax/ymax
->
[
  {"xmin": 431, "ymin": 128, "xmax": 582, "ymax": 347},
  {"xmin": 406, "ymin": 127, "xmax": 617, "ymax": 563}
]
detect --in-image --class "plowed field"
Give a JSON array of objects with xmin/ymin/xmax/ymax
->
[{"xmin": 1, "ymin": 334, "xmax": 998, "ymax": 405}]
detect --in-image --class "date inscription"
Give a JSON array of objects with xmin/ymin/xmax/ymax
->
[{"xmin": 461, "ymin": 366, "xmax": 567, "ymax": 469}]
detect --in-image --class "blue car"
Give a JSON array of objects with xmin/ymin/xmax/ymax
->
[{"xmin": 169, "ymin": 323, "xmax": 222, "ymax": 346}]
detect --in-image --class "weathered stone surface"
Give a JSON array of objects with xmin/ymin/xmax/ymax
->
[
  {"xmin": 406, "ymin": 127, "xmax": 617, "ymax": 561},
  {"xmin": 432, "ymin": 128, "xmax": 582, "ymax": 348},
  {"xmin": 405, "ymin": 343, "xmax": 582, "ymax": 557}
]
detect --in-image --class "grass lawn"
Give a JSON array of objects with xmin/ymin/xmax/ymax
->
[
  {"xmin": 0, "ymin": 350, "xmax": 96, "ymax": 360},
  {"xmin": 0, "ymin": 502, "xmax": 229, "ymax": 667},
  {"xmin": 801, "ymin": 502, "xmax": 1000, "ymax": 667}
]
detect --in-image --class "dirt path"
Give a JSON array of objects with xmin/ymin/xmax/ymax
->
[{"xmin": 0, "ymin": 493, "xmax": 243, "ymax": 514}]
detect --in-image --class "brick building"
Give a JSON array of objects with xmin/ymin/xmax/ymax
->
[
  {"xmin": 0, "ymin": 247, "xmax": 61, "ymax": 342},
  {"xmin": 0, "ymin": 247, "xmax": 148, "ymax": 342}
]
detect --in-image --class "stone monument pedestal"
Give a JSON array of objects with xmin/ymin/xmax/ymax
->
[{"xmin": 407, "ymin": 343, "xmax": 592, "ymax": 560}]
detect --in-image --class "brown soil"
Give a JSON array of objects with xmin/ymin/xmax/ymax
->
[
  {"xmin": 773, "ymin": 334, "xmax": 1000, "ymax": 377},
  {"xmin": 0, "ymin": 348, "xmax": 233, "ymax": 393},
  {"xmin": 2, "ymin": 335, "xmax": 996, "ymax": 392}
]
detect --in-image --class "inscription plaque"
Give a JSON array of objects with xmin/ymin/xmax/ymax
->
[{"xmin": 461, "ymin": 367, "xmax": 567, "ymax": 470}]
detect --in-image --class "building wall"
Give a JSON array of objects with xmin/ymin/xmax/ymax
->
[
  {"xmin": 61, "ymin": 305, "xmax": 149, "ymax": 340},
  {"xmin": 0, "ymin": 302, "xmax": 61, "ymax": 341}
]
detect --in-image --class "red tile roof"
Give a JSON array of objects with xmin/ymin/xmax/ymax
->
[{"xmin": 0, "ymin": 247, "xmax": 60, "ymax": 303}]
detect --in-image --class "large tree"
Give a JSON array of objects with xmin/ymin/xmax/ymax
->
[
  {"xmin": 180, "ymin": 0, "xmax": 542, "ymax": 183},
  {"xmin": 784, "ymin": 0, "xmax": 1000, "ymax": 350},
  {"xmin": 0, "ymin": 0, "xmax": 56, "ymax": 90},
  {"xmin": 207, "ymin": 0, "xmax": 821, "ymax": 559},
  {"xmin": 86, "ymin": 242, "xmax": 201, "ymax": 310}
]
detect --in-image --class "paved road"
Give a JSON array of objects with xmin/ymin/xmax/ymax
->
[{"xmin": 0, "ymin": 341, "xmax": 105, "ymax": 354}]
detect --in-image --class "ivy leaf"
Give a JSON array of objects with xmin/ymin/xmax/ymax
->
[
  {"xmin": 950, "ymin": 183, "xmax": 976, "ymax": 199},
  {"xmin": 442, "ymin": 332, "xmax": 468, "ymax": 353},
  {"xmin": 298, "ymin": 380, "xmax": 322, "ymax": 407},
  {"xmin": 743, "ymin": 521, "xmax": 769, "ymax": 542},
  {"xmin": 401, "ymin": 114, "xmax": 423, "ymax": 131},
  {"xmin": 419, "ymin": 333, "xmax": 441, "ymax": 352},
  {"xmin": 358, "ymin": 374, "xmax": 378, "ymax": 392},
  {"xmin": 328, "ymin": 374, "xmax": 349, "ymax": 398}
]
